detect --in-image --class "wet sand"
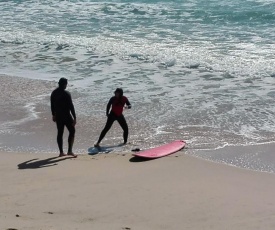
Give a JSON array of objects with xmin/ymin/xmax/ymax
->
[
  {"xmin": 1, "ymin": 151, "xmax": 275, "ymax": 230},
  {"xmin": 0, "ymin": 74, "xmax": 151, "ymax": 154}
]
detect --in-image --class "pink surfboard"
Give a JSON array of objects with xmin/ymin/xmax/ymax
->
[{"xmin": 132, "ymin": 140, "xmax": 186, "ymax": 159}]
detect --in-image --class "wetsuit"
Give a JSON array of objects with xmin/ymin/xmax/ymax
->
[
  {"xmin": 97, "ymin": 96, "xmax": 131, "ymax": 144},
  {"xmin": 51, "ymin": 87, "xmax": 76, "ymax": 153}
]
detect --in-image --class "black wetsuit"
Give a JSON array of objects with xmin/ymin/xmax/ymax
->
[
  {"xmin": 97, "ymin": 96, "xmax": 131, "ymax": 144},
  {"xmin": 51, "ymin": 87, "xmax": 76, "ymax": 153}
]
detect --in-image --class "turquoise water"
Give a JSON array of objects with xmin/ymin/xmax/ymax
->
[{"xmin": 1, "ymin": 0, "xmax": 275, "ymax": 153}]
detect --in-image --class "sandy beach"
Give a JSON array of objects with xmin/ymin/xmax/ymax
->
[
  {"xmin": 2, "ymin": 0, "xmax": 275, "ymax": 229},
  {"xmin": 1, "ymin": 151, "xmax": 275, "ymax": 230}
]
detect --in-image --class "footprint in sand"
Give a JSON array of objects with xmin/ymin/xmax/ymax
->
[{"xmin": 44, "ymin": 211, "xmax": 54, "ymax": 214}]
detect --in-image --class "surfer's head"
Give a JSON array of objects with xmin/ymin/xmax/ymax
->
[
  {"xmin": 58, "ymin": 77, "xmax": 68, "ymax": 89},
  {"xmin": 114, "ymin": 88, "xmax": 123, "ymax": 98}
]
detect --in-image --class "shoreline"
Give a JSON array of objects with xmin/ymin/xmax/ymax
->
[
  {"xmin": 1, "ymin": 74, "xmax": 275, "ymax": 174},
  {"xmin": 193, "ymin": 142, "xmax": 275, "ymax": 174},
  {"xmin": 1, "ymin": 151, "xmax": 275, "ymax": 230}
]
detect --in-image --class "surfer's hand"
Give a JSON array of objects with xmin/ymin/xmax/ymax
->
[
  {"xmin": 72, "ymin": 119, "xmax": 76, "ymax": 127},
  {"xmin": 106, "ymin": 113, "xmax": 109, "ymax": 117},
  {"xmin": 52, "ymin": 116, "xmax": 56, "ymax": 122}
]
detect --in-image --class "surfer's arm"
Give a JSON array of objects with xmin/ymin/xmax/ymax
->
[
  {"xmin": 50, "ymin": 93, "xmax": 55, "ymax": 116},
  {"xmin": 70, "ymin": 104, "xmax": 76, "ymax": 120},
  {"xmin": 68, "ymin": 93, "xmax": 76, "ymax": 120},
  {"xmin": 125, "ymin": 98, "xmax": 131, "ymax": 109},
  {"xmin": 106, "ymin": 98, "xmax": 113, "ymax": 116}
]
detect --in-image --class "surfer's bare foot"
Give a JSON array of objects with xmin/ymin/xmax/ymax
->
[
  {"xmin": 59, "ymin": 153, "xmax": 67, "ymax": 157},
  {"xmin": 68, "ymin": 152, "xmax": 77, "ymax": 158},
  {"xmin": 94, "ymin": 143, "xmax": 100, "ymax": 148}
]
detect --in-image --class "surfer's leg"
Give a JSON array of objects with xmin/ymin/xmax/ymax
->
[
  {"xmin": 95, "ymin": 113, "xmax": 115, "ymax": 146},
  {"xmin": 56, "ymin": 120, "xmax": 65, "ymax": 156},
  {"xmin": 117, "ymin": 115, "xmax": 128, "ymax": 144},
  {"xmin": 65, "ymin": 120, "xmax": 76, "ymax": 156}
]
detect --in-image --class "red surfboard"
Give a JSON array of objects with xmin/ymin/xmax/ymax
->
[{"xmin": 132, "ymin": 140, "xmax": 186, "ymax": 159}]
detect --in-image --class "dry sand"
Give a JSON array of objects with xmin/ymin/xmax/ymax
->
[{"xmin": 1, "ymin": 151, "xmax": 275, "ymax": 230}]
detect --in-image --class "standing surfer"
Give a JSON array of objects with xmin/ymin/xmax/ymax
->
[
  {"xmin": 94, "ymin": 88, "xmax": 131, "ymax": 148},
  {"xmin": 51, "ymin": 78, "xmax": 77, "ymax": 157}
]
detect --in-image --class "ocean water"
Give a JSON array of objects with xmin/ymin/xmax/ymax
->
[{"xmin": 1, "ymin": 0, "xmax": 275, "ymax": 171}]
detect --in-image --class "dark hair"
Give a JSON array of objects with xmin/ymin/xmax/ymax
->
[
  {"xmin": 114, "ymin": 88, "xmax": 123, "ymax": 97},
  {"xmin": 58, "ymin": 78, "xmax": 68, "ymax": 87}
]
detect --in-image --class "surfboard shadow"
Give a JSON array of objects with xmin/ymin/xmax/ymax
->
[{"xmin": 129, "ymin": 156, "xmax": 155, "ymax": 163}]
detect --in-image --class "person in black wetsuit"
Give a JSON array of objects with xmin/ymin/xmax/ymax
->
[
  {"xmin": 51, "ymin": 78, "xmax": 77, "ymax": 157},
  {"xmin": 94, "ymin": 88, "xmax": 131, "ymax": 148}
]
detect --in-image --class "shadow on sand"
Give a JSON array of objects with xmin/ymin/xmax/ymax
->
[
  {"xmin": 18, "ymin": 156, "xmax": 74, "ymax": 170},
  {"xmin": 88, "ymin": 143, "xmax": 125, "ymax": 155},
  {"xmin": 129, "ymin": 156, "xmax": 155, "ymax": 163}
]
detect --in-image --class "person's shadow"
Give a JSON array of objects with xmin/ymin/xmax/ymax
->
[{"xmin": 18, "ymin": 156, "xmax": 74, "ymax": 170}]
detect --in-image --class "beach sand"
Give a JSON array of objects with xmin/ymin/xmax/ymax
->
[{"xmin": 1, "ymin": 151, "xmax": 275, "ymax": 230}]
